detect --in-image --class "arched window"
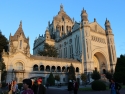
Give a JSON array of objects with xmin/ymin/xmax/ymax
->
[
  {"xmin": 62, "ymin": 25, "xmax": 64, "ymax": 31},
  {"xmin": 46, "ymin": 65, "xmax": 50, "ymax": 72},
  {"xmin": 62, "ymin": 66, "xmax": 65, "ymax": 72},
  {"xmin": 15, "ymin": 62, "xmax": 23, "ymax": 70},
  {"xmin": 103, "ymin": 69, "xmax": 106, "ymax": 74},
  {"xmin": 51, "ymin": 66, "xmax": 56, "ymax": 72},
  {"xmin": 33, "ymin": 64, "xmax": 38, "ymax": 71},
  {"xmin": 67, "ymin": 67, "xmax": 69, "ymax": 72},
  {"xmin": 40, "ymin": 65, "xmax": 44, "ymax": 71},
  {"xmin": 20, "ymin": 40, "xmax": 22, "ymax": 49},
  {"xmin": 57, "ymin": 66, "xmax": 61, "ymax": 72},
  {"xmin": 76, "ymin": 67, "xmax": 79, "ymax": 72},
  {"xmin": 66, "ymin": 26, "xmax": 68, "ymax": 32}
]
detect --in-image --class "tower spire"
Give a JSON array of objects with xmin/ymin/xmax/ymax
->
[
  {"xmin": 105, "ymin": 18, "xmax": 111, "ymax": 30},
  {"xmin": 81, "ymin": 8, "xmax": 88, "ymax": 22},
  {"xmin": 60, "ymin": 3, "xmax": 64, "ymax": 11},
  {"xmin": 19, "ymin": 20, "xmax": 22, "ymax": 28}
]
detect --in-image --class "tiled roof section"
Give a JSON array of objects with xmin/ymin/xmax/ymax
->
[{"xmin": 30, "ymin": 55, "xmax": 81, "ymax": 63}]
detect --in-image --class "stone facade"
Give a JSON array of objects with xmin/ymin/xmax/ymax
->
[
  {"xmin": 33, "ymin": 5, "xmax": 116, "ymax": 76},
  {"xmin": 2, "ymin": 5, "xmax": 117, "ymax": 84}
]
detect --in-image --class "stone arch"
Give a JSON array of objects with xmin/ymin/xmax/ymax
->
[
  {"xmin": 92, "ymin": 50, "xmax": 109, "ymax": 74},
  {"xmin": 67, "ymin": 67, "xmax": 69, "ymax": 72},
  {"xmin": 40, "ymin": 65, "xmax": 44, "ymax": 71},
  {"xmin": 33, "ymin": 64, "xmax": 39, "ymax": 71},
  {"xmin": 62, "ymin": 66, "xmax": 66, "ymax": 72},
  {"xmin": 51, "ymin": 66, "xmax": 56, "ymax": 72},
  {"xmin": 12, "ymin": 58, "xmax": 25, "ymax": 70},
  {"xmin": 57, "ymin": 66, "xmax": 61, "ymax": 72},
  {"xmin": 46, "ymin": 65, "xmax": 50, "ymax": 72},
  {"xmin": 15, "ymin": 62, "xmax": 23, "ymax": 70},
  {"xmin": 76, "ymin": 67, "xmax": 79, "ymax": 72}
]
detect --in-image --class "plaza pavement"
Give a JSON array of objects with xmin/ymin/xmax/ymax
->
[{"xmin": 46, "ymin": 85, "xmax": 125, "ymax": 94}]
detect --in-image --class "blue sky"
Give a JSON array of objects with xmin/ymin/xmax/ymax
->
[{"xmin": 0, "ymin": 0, "xmax": 125, "ymax": 57}]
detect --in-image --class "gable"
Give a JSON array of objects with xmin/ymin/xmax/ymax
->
[{"xmin": 89, "ymin": 22, "xmax": 106, "ymax": 34}]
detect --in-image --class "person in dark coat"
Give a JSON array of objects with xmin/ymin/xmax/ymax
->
[
  {"xmin": 8, "ymin": 81, "xmax": 12, "ymax": 92},
  {"xmin": 109, "ymin": 78, "xmax": 121, "ymax": 94},
  {"xmin": 31, "ymin": 79, "xmax": 37, "ymax": 94},
  {"xmin": 68, "ymin": 80, "xmax": 73, "ymax": 94},
  {"xmin": 73, "ymin": 80, "xmax": 79, "ymax": 94},
  {"xmin": 35, "ymin": 78, "xmax": 46, "ymax": 94}
]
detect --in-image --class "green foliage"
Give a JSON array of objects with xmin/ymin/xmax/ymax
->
[
  {"xmin": 48, "ymin": 72, "xmax": 55, "ymax": 86},
  {"xmin": 81, "ymin": 73, "xmax": 87, "ymax": 82},
  {"xmin": 1, "ymin": 82, "xmax": 7, "ymax": 87},
  {"xmin": 38, "ymin": 43, "xmax": 58, "ymax": 57},
  {"xmin": 55, "ymin": 74, "xmax": 60, "ymax": 82},
  {"xmin": 0, "ymin": 58, "xmax": 7, "ymax": 82},
  {"xmin": 0, "ymin": 31, "xmax": 8, "ymax": 57},
  {"xmin": 105, "ymin": 71, "xmax": 112, "ymax": 80},
  {"xmin": 68, "ymin": 63, "xmax": 76, "ymax": 81},
  {"xmin": 91, "ymin": 69, "xmax": 101, "ymax": 81},
  {"xmin": 114, "ymin": 54, "xmax": 125, "ymax": 84},
  {"xmin": 81, "ymin": 73, "xmax": 87, "ymax": 86},
  {"xmin": 91, "ymin": 80, "xmax": 106, "ymax": 91}
]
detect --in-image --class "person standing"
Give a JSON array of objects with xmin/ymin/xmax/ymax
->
[
  {"xmin": 21, "ymin": 79, "xmax": 34, "ymax": 94},
  {"xmin": 35, "ymin": 78, "xmax": 46, "ymax": 94},
  {"xmin": 0, "ymin": 83, "xmax": 4, "ymax": 94},
  {"xmin": 73, "ymin": 80, "xmax": 79, "ymax": 94},
  {"xmin": 31, "ymin": 79, "xmax": 37, "ymax": 94},
  {"xmin": 11, "ymin": 80, "xmax": 18, "ymax": 94},
  {"xmin": 109, "ymin": 78, "xmax": 121, "ymax": 94},
  {"xmin": 46, "ymin": 82, "xmax": 49, "ymax": 89},
  {"xmin": 68, "ymin": 80, "xmax": 73, "ymax": 94},
  {"xmin": 8, "ymin": 81, "xmax": 13, "ymax": 94}
]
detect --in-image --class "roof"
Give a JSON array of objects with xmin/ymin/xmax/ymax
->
[{"xmin": 30, "ymin": 55, "xmax": 81, "ymax": 63}]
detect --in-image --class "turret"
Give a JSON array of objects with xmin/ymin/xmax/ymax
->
[
  {"xmin": 105, "ymin": 18, "xmax": 112, "ymax": 34},
  {"xmin": 81, "ymin": 8, "xmax": 89, "ymax": 24},
  {"xmin": 45, "ymin": 28, "xmax": 51, "ymax": 39},
  {"xmin": 105, "ymin": 18, "xmax": 116, "ymax": 73},
  {"xmin": 60, "ymin": 4, "xmax": 64, "ymax": 11}
]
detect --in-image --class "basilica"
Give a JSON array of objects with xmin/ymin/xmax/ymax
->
[{"xmin": 2, "ymin": 5, "xmax": 117, "ymax": 84}]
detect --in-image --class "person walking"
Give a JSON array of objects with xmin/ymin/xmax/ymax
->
[
  {"xmin": 35, "ymin": 78, "xmax": 46, "ymax": 94},
  {"xmin": 8, "ymin": 81, "xmax": 12, "ymax": 94},
  {"xmin": 21, "ymin": 79, "xmax": 34, "ymax": 94},
  {"xmin": 68, "ymin": 80, "xmax": 73, "ymax": 94},
  {"xmin": 73, "ymin": 80, "xmax": 79, "ymax": 94},
  {"xmin": 31, "ymin": 79, "xmax": 37, "ymax": 94},
  {"xmin": 109, "ymin": 78, "xmax": 121, "ymax": 94}
]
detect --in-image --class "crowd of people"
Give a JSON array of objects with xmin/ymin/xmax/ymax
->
[
  {"xmin": 0, "ymin": 77, "xmax": 122, "ymax": 94},
  {"xmin": 7, "ymin": 78, "xmax": 46, "ymax": 94}
]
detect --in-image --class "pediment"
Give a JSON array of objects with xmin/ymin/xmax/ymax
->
[{"xmin": 89, "ymin": 22, "xmax": 106, "ymax": 34}]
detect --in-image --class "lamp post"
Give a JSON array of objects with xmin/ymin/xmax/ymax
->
[
  {"xmin": 12, "ymin": 69, "xmax": 14, "ymax": 80},
  {"xmin": 0, "ymin": 70, "xmax": 1, "ymax": 83}
]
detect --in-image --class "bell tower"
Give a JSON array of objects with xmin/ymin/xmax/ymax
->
[
  {"xmin": 80, "ymin": 8, "xmax": 92, "ymax": 74},
  {"xmin": 105, "ymin": 18, "xmax": 117, "ymax": 73}
]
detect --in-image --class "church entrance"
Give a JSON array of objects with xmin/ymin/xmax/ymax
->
[{"xmin": 93, "ymin": 52, "xmax": 107, "ymax": 74}]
